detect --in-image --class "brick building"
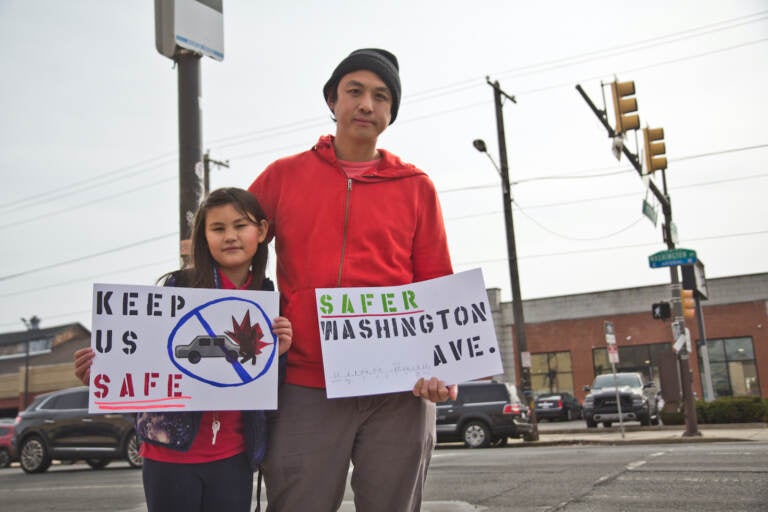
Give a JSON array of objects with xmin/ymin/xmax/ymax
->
[
  {"xmin": 490, "ymin": 272, "xmax": 767, "ymax": 403},
  {"xmin": 0, "ymin": 323, "xmax": 89, "ymax": 417}
]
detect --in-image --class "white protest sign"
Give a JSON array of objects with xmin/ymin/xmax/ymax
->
[
  {"xmin": 89, "ymin": 283, "xmax": 279, "ymax": 413},
  {"xmin": 315, "ymin": 268, "xmax": 503, "ymax": 398}
]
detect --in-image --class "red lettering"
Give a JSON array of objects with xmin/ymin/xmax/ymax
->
[
  {"xmin": 167, "ymin": 373, "xmax": 182, "ymax": 397},
  {"xmin": 120, "ymin": 374, "xmax": 135, "ymax": 397},
  {"xmin": 144, "ymin": 372, "xmax": 159, "ymax": 396},
  {"xmin": 93, "ymin": 374, "xmax": 110, "ymax": 398}
]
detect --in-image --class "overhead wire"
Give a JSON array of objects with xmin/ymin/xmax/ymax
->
[
  {"xmin": 2, "ymin": 11, "xmax": 767, "ymax": 312},
  {"xmin": 4, "ymin": 12, "xmax": 765, "ymax": 216}
]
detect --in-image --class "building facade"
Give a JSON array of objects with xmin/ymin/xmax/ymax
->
[
  {"xmin": 0, "ymin": 323, "xmax": 89, "ymax": 417},
  {"xmin": 490, "ymin": 272, "xmax": 767, "ymax": 404}
]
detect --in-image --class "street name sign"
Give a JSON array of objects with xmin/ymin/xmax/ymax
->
[{"xmin": 648, "ymin": 248, "xmax": 697, "ymax": 268}]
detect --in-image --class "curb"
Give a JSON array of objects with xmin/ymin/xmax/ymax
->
[{"xmin": 517, "ymin": 436, "xmax": 752, "ymax": 448}]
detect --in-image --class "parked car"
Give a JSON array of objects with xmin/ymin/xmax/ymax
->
[
  {"xmin": 12, "ymin": 386, "xmax": 142, "ymax": 474},
  {"xmin": 436, "ymin": 380, "xmax": 534, "ymax": 448},
  {"xmin": 0, "ymin": 422, "xmax": 16, "ymax": 468},
  {"xmin": 582, "ymin": 372, "xmax": 660, "ymax": 428},
  {"xmin": 534, "ymin": 392, "xmax": 582, "ymax": 421}
]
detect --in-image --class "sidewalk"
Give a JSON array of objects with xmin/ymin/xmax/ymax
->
[{"xmin": 522, "ymin": 422, "xmax": 768, "ymax": 446}]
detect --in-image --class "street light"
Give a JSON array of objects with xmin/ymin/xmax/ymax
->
[
  {"xmin": 474, "ymin": 132, "xmax": 538, "ymax": 439},
  {"xmin": 20, "ymin": 315, "xmax": 41, "ymax": 409}
]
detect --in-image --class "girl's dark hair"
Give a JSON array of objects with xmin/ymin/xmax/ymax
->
[{"xmin": 161, "ymin": 187, "xmax": 269, "ymax": 290}]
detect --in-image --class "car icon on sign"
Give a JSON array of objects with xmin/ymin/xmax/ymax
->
[{"xmin": 175, "ymin": 335, "xmax": 239, "ymax": 364}]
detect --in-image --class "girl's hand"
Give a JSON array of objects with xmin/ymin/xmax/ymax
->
[
  {"xmin": 412, "ymin": 377, "xmax": 458, "ymax": 403},
  {"xmin": 74, "ymin": 347, "xmax": 95, "ymax": 385},
  {"xmin": 272, "ymin": 316, "xmax": 293, "ymax": 355}
]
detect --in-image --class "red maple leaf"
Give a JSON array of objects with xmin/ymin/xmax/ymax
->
[{"xmin": 224, "ymin": 310, "xmax": 271, "ymax": 364}]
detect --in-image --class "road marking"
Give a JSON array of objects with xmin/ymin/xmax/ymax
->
[
  {"xmin": 626, "ymin": 460, "xmax": 647, "ymax": 470},
  {"xmin": 340, "ymin": 501, "xmax": 484, "ymax": 511},
  {"xmin": 0, "ymin": 484, "xmax": 143, "ymax": 494}
]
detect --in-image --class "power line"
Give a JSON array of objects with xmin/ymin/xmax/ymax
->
[
  {"xmin": 0, "ymin": 233, "xmax": 176, "ymax": 283},
  {"xmin": 1, "ymin": 151, "xmax": 763, "ymax": 285},
  {"xmin": 406, "ymin": 11, "xmax": 768, "ymax": 102},
  {"xmin": 7, "ymin": 228, "xmax": 764, "ymax": 331},
  {"xmin": 454, "ymin": 229, "xmax": 768, "ymax": 266},
  {"xmin": 0, "ymin": 176, "xmax": 176, "ymax": 231},
  {"xmin": 4, "ymin": 17, "xmax": 764, "ymax": 214},
  {"xmin": 0, "ymin": 258, "xmax": 178, "ymax": 299},
  {"xmin": 0, "ymin": 153, "xmax": 176, "ymax": 212}
]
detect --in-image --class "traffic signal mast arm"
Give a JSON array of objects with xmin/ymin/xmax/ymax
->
[{"xmin": 575, "ymin": 83, "xmax": 672, "ymax": 245}]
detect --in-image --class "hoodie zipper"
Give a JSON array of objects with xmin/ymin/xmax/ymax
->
[{"xmin": 337, "ymin": 177, "xmax": 352, "ymax": 286}]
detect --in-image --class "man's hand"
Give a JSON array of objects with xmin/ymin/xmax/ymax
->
[{"xmin": 412, "ymin": 377, "xmax": 458, "ymax": 403}]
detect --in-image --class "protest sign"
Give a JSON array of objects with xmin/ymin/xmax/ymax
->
[
  {"xmin": 88, "ymin": 283, "xmax": 279, "ymax": 413},
  {"xmin": 316, "ymin": 268, "xmax": 503, "ymax": 398}
]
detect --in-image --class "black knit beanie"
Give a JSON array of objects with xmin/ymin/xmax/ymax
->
[{"xmin": 323, "ymin": 48, "xmax": 401, "ymax": 124}]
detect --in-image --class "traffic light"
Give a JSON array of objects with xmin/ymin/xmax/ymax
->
[
  {"xmin": 643, "ymin": 127, "xmax": 667, "ymax": 173},
  {"xmin": 652, "ymin": 301, "xmax": 671, "ymax": 320},
  {"xmin": 680, "ymin": 289, "xmax": 696, "ymax": 319},
  {"xmin": 610, "ymin": 80, "xmax": 640, "ymax": 135}
]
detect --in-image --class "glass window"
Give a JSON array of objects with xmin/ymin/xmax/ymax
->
[
  {"xmin": 531, "ymin": 351, "xmax": 574, "ymax": 396},
  {"xmin": 699, "ymin": 337, "xmax": 759, "ymax": 397},
  {"xmin": 707, "ymin": 339, "xmax": 725, "ymax": 362},
  {"xmin": 47, "ymin": 390, "xmax": 88, "ymax": 410},
  {"xmin": 724, "ymin": 337, "xmax": 754, "ymax": 361},
  {"xmin": 591, "ymin": 343, "xmax": 670, "ymax": 387}
]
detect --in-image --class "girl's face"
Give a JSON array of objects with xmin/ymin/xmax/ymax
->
[{"xmin": 204, "ymin": 203, "xmax": 267, "ymax": 281}]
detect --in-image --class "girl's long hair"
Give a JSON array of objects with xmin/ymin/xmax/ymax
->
[{"xmin": 161, "ymin": 188, "xmax": 269, "ymax": 290}]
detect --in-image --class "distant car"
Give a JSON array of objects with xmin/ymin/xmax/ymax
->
[
  {"xmin": 12, "ymin": 386, "xmax": 142, "ymax": 474},
  {"xmin": 0, "ymin": 423, "xmax": 16, "ymax": 468},
  {"xmin": 534, "ymin": 392, "xmax": 582, "ymax": 422},
  {"xmin": 436, "ymin": 380, "xmax": 534, "ymax": 448},
  {"xmin": 174, "ymin": 335, "xmax": 240, "ymax": 364},
  {"xmin": 582, "ymin": 372, "xmax": 660, "ymax": 428}
]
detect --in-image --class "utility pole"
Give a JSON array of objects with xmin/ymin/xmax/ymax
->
[
  {"xmin": 576, "ymin": 83, "xmax": 699, "ymax": 436},
  {"xmin": 177, "ymin": 51, "xmax": 203, "ymax": 268},
  {"xmin": 484, "ymin": 77, "xmax": 538, "ymax": 440},
  {"xmin": 154, "ymin": 0, "xmax": 224, "ymax": 267},
  {"xmin": 203, "ymin": 150, "xmax": 230, "ymax": 197}
]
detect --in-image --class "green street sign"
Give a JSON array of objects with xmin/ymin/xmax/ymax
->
[
  {"xmin": 642, "ymin": 199, "xmax": 658, "ymax": 226},
  {"xmin": 648, "ymin": 248, "xmax": 697, "ymax": 268}
]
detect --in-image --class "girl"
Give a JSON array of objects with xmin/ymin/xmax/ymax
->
[{"xmin": 74, "ymin": 187, "xmax": 292, "ymax": 512}]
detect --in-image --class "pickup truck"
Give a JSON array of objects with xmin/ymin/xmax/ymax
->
[{"xmin": 582, "ymin": 372, "xmax": 660, "ymax": 428}]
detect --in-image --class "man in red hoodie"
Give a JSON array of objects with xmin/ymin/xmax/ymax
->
[{"xmin": 249, "ymin": 48, "xmax": 456, "ymax": 512}]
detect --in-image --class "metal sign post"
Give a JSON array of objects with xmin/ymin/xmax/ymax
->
[{"xmin": 604, "ymin": 321, "xmax": 625, "ymax": 439}]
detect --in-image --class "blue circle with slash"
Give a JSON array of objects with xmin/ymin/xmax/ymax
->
[{"xmin": 167, "ymin": 297, "xmax": 276, "ymax": 387}]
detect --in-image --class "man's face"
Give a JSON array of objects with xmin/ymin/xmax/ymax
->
[{"xmin": 330, "ymin": 69, "xmax": 392, "ymax": 144}]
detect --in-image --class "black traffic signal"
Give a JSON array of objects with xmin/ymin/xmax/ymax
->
[{"xmin": 652, "ymin": 301, "xmax": 671, "ymax": 320}]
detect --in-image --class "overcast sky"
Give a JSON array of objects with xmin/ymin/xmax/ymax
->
[{"xmin": 1, "ymin": 0, "xmax": 766, "ymax": 332}]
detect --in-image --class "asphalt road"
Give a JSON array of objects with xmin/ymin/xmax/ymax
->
[{"xmin": 1, "ymin": 439, "xmax": 766, "ymax": 511}]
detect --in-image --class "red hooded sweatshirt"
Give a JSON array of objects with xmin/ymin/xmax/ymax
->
[{"xmin": 249, "ymin": 135, "xmax": 453, "ymax": 388}]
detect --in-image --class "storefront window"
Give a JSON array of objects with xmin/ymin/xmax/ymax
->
[
  {"xmin": 699, "ymin": 337, "xmax": 759, "ymax": 397},
  {"xmin": 591, "ymin": 343, "xmax": 670, "ymax": 387},
  {"xmin": 531, "ymin": 351, "xmax": 573, "ymax": 396}
]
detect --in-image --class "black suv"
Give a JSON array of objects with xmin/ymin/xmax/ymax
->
[
  {"xmin": 436, "ymin": 380, "xmax": 534, "ymax": 448},
  {"xmin": 12, "ymin": 386, "xmax": 142, "ymax": 473},
  {"xmin": 582, "ymin": 372, "xmax": 660, "ymax": 428}
]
